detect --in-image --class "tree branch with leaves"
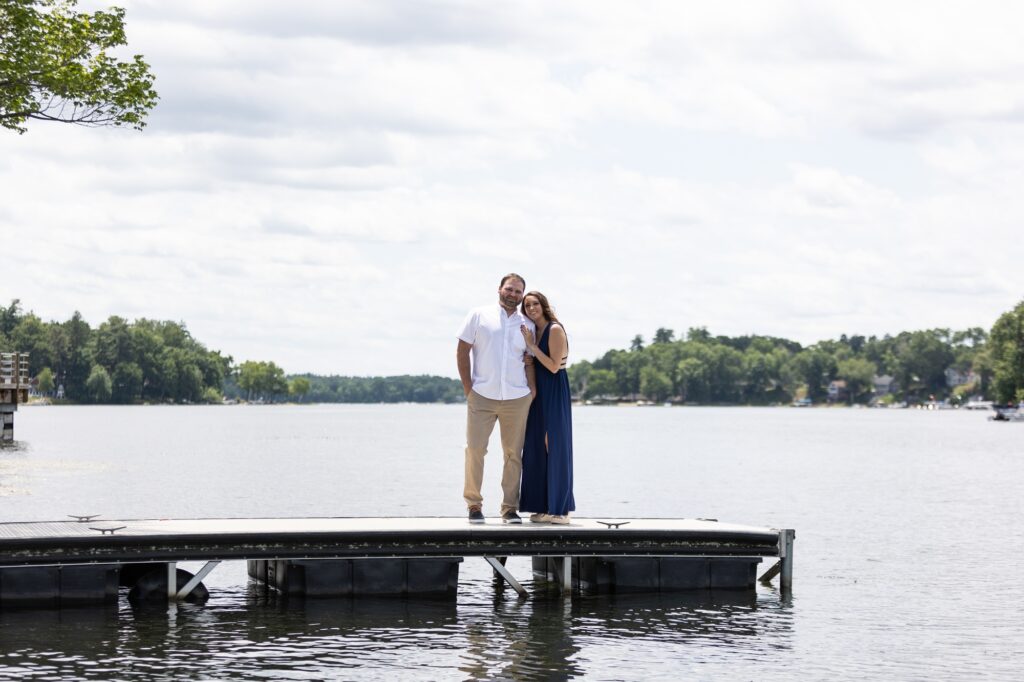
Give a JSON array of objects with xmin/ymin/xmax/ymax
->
[{"xmin": 0, "ymin": 0, "xmax": 156, "ymax": 133}]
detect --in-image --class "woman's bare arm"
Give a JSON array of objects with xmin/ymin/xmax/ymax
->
[{"xmin": 528, "ymin": 324, "xmax": 568, "ymax": 373}]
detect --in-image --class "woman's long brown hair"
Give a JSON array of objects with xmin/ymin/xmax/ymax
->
[{"xmin": 522, "ymin": 291, "xmax": 568, "ymax": 354}]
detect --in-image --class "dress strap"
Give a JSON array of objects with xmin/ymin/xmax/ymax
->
[{"xmin": 548, "ymin": 322, "xmax": 568, "ymax": 368}]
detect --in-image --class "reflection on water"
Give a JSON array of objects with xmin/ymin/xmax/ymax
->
[
  {"xmin": 459, "ymin": 587, "xmax": 583, "ymax": 681},
  {"xmin": 0, "ymin": 572, "xmax": 792, "ymax": 681},
  {"xmin": 0, "ymin": 605, "xmax": 121, "ymax": 679}
]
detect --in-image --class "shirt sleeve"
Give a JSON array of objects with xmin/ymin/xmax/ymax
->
[{"xmin": 456, "ymin": 310, "xmax": 478, "ymax": 344}]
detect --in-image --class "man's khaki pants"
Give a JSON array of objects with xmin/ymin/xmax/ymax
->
[{"xmin": 463, "ymin": 390, "xmax": 533, "ymax": 516}]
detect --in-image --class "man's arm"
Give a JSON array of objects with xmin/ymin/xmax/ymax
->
[
  {"xmin": 457, "ymin": 340, "xmax": 473, "ymax": 396},
  {"xmin": 526, "ymin": 361, "xmax": 537, "ymax": 400}
]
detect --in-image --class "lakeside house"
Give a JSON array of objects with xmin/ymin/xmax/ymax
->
[
  {"xmin": 827, "ymin": 380, "xmax": 848, "ymax": 403},
  {"xmin": 873, "ymin": 375, "xmax": 897, "ymax": 396},
  {"xmin": 944, "ymin": 367, "xmax": 977, "ymax": 388}
]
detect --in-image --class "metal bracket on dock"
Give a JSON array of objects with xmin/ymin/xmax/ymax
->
[
  {"xmin": 178, "ymin": 561, "xmax": 220, "ymax": 600},
  {"xmin": 69, "ymin": 514, "xmax": 101, "ymax": 522},
  {"xmin": 597, "ymin": 521, "xmax": 630, "ymax": 529},
  {"xmin": 484, "ymin": 556, "xmax": 528, "ymax": 597},
  {"xmin": 167, "ymin": 560, "xmax": 221, "ymax": 601},
  {"xmin": 758, "ymin": 561, "xmax": 782, "ymax": 584},
  {"xmin": 758, "ymin": 528, "xmax": 795, "ymax": 589},
  {"xmin": 89, "ymin": 526, "xmax": 126, "ymax": 535}
]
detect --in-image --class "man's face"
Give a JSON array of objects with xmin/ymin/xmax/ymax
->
[{"xmin": 498, "ymin": 278, "xmax": 525, "ymax": 310}]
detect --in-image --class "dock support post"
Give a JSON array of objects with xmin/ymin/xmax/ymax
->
[
  {"xmin": 167, "ymin": 562, "xmax": 177, "ymax": 601},
  {"xmin": 484, "ymin": 556, "xmax": 528, "ymax": 597},
  {"xmin": 780, "ymin": 528, "xmax": 795, "ymax": 590},
  {"xmin": 561, "ymin": 557, "xmax": 571, "ymax": 595}
]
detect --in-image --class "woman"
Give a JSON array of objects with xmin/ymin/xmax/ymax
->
[{"xmin": 519, "ymin": 291, "xmax": 575, "ymax": 524}]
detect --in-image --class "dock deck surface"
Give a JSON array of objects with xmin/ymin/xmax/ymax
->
[{"xmin": 0, "ymin": 517, "xmax": 783, "ymax": 567}]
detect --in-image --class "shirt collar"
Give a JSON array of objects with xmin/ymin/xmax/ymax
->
[{"xmin": 497, "ymin": 304, "xmax": 521, "ymax": 320}]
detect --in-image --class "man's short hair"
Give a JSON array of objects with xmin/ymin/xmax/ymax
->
[{"xmin": 500, "ymin": 273, "xmax": 526, "ymax": 289}]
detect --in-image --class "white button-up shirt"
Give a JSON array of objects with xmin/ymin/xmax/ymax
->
[{"xmin": 457, "ymin": 304, "xmax": 535, "ymax": 401}]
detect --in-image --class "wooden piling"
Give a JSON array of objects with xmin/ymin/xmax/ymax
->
[{"xmin": 0, "ymin": 352, "xmax": 30, "ymax": 441}]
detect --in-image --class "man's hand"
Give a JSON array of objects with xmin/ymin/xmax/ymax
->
[
  {"xmin": 526, "ymin": 359, "xmax": 537, "ymax": 402},
  {"xmin": 457, "ymin": 340, "xmax": 473, "ymax": 398}
]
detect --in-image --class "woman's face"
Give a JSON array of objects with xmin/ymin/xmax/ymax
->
[{"xmin": 523, "ymin": 295, "xmax": 544, "ymax": 322}]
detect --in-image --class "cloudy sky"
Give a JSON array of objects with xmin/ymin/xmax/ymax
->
[{"xmin": 3, "ymin": 1, "xmax": 1023, "ymax": 376}]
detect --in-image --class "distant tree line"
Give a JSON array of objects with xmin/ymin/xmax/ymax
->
[
  {"xmin": 569, "ymin": 326, "xmax": 989, "ymax": 405},
  {"xmin": 988, "ymin": 299, "xmax": 1024, "ymax": 404},
  {"xmin": 0, "ymin": 300, "xmax": 461, "ymax": 404},
  {"xmin": 288, "ymin": 374, "xmax": 463, "ymax": 404},
  {"xmin": 568, "ymin": 298, "xmax": 1024, "ymax": 406},
  {"xmin": 0, "ymin": 300, "xmax": 229, "ymax": 403},
  {"xmin": 221, "ymin": 368, "xmax": 461, "ymax": 404}
]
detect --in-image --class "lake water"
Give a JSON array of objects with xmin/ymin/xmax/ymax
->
[{"xmin": 1, "ymin": 404, "xmax": 1022, "ymax": 680}]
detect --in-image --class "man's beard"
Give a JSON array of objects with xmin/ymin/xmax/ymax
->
[{"xmin": 500, "ymin": 295, "xmax": 520, "ymax": 310}]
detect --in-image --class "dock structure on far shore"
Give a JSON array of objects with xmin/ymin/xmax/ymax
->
[
  {"xmin": 0, "ymin": 517, "xmax": 794, "ymax": 607},
  {"xmin": 0, "ymin": 352, "xmax": 30, "ymax": 441}
]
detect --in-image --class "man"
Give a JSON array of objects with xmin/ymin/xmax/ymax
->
[{"xmin": 456, "ymin": 273, "xmax": 536, "ymax": 524}]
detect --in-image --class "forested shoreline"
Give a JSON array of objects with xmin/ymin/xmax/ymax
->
[
  {"xmin": 569, "ymin": 298, "xmax": 1024, "ymax": 406},
  {"xmin": 3, "ymin": 298, "xmax": 1023, "ymax": 406},
  {"xmin": 570, "ymin": 327, "xmax": 985, "ymax": 406},
  {"xmin": 0, "ymin": 300, "xmax": 464, "ymax": 404}
]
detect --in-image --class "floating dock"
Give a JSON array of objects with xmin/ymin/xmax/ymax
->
[{"xmin": 0, "ymin": 517, "xmax": 794, "ymax": 606}]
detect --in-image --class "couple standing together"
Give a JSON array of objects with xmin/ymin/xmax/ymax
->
[{"xmin": 456, "ymin": 273, "xmax": 575, "ymax": 525}]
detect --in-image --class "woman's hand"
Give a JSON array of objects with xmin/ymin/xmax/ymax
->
[{"xmin": 520, "ymin": 324, "xmax": 535, "ymax": 349}]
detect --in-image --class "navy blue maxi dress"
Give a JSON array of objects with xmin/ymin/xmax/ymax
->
[{"xmin": 519, "ymin": 323, "xmax": 575, "ymax": 516}]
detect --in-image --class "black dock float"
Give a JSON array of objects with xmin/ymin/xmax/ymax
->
[
  {"xmin": 533, "ymin": 556, "xmax": 763, "ymax": 592},
  {"xmin": 248, "ymin": 557, "xmax": 463, "ymax": 597},
  {"xmin": 0, "ymin": 518, "xmax": 793, "ymax": 605},
  {"xmin": 0, "ymin": 565, "xmax": 119, "ymax": 607}
]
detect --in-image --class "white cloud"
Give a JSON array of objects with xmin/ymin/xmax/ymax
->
[{"xmin": 780, "ymin": 165, "xmax": 903, "ymax": 217}]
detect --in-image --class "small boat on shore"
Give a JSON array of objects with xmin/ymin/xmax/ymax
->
[{"xmin": 989, "ymin": 405, "xmax": 1024, "ymax": 422}]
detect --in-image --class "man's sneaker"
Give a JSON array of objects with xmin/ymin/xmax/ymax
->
[
  {"xmin": 502, "ymin": 510, "xmax": 523, "ymax": 524},
  {"xmin": 468, "ymin": 506, "xmax": 485, "ymax": 524}
]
